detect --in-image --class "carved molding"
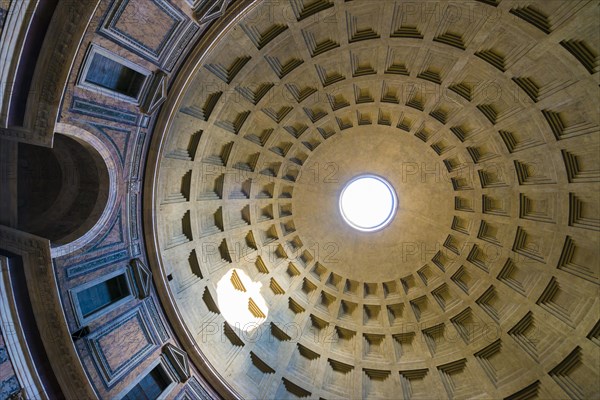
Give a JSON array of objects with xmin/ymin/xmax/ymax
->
[
  {"xmin": 139, "ymin": 71, "xmax": 168, "ymax": 115},
  {"xmin": 0, "ymin": 0, "xmax": 98, "ymax": 146},
  {"xmin": 85, "ymin": 304, "xmax": 160, "ymax": 389},
  {"xmin": 163, "ymin": 343, "xmax": 191, "ymax": 383},
  {"xmin": 0, "ymin": 0, "xmax": 37, "ymax": 128},
  {"xmin": 100, "ymin": 0, "xmax": 200, "ymax": 72},
  {"xmin": 49, "ymin": 122, "xmax": 122, "ymax": 258},
  {"xmin": 187, "ymin": 0, "xmax": 232, "ymax": 24},
  {"xmin": 0, "ymin": 256, "xmax": 47, "ymax": 399},
  {"xmin": 129, "ymin": 258, "xmax": 152, "ymax": 299},
  {"xmin": 0, "ymin": 226, "xmax": 98, "ymax": 399}
]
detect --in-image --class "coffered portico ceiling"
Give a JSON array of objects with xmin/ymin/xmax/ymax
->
[{"xmin": 145, "ymin": 1, "xmax": 600, "ymax": 399}]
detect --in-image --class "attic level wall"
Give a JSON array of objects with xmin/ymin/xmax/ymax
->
[{"xmin": 0, "ymin": 0, "xmax": 235, "ymax": 399}]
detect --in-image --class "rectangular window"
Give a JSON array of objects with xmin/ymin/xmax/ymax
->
[
  {"xmin": 122, "ymin": 365, "xmax": 171, "ymax": 400},
  {"xmin": 85, "ymin": 53, "xmax": 146, "ymax": 98},
  {"xmin": 78, "ymin": 45, "xmax": 150, "ymax": 103},
  {"xmin": 77, "ymin": 273, "xmax": 129, "ymax": 318},
  {"xmin": 70, "ymin": 268, "xmax": 134, "ymax": 326}
]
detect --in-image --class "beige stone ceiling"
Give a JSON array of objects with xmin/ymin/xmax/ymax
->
[
  {"xmin": 149, "ymin": 0, "xmax": 600, "ymax": 398},
  {"xmin": 292, "ymin": 125, "xmax": 453, "ymax": 282}
]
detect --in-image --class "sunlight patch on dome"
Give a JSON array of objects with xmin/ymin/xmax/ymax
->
[{"xmin": 216, "ymin": 268, "xmax": 269, "ymax": 332}]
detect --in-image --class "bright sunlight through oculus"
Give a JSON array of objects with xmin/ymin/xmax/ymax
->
[
  {"xmin": 216, "ymin": 269, "xmax": 268, "ymax": 333},
  {"xmin": 339, "ymin": 175, "xmax": 397, "ymax": 232}
]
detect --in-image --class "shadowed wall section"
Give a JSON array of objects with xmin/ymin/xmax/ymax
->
[{"xmin": 17, "ymin": 134, "xmax": 108, "ymax": 245}]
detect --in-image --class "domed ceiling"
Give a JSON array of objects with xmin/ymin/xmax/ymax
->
[{"xmin": 146, "ymin": 0, "xmax": 600, "ymax": 399}]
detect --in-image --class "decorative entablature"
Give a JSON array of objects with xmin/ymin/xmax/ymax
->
[
  {"xmin": 0, "ymin": 226, "xmax": 97, "ymax": 399},
  {"xmin": 0, "ymin": 0, "xmax": 97, "ymax": 146}
]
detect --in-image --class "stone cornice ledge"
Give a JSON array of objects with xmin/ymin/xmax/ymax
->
[
  {"xmin": 0, "ymin": 0, "xmax": 99, "ymax": 147},
  {"xmin": 0, "ymin": 225, "xmax": 98, "ymax": 399},
  {"xmin": 0, "ymin": 0, "xmax": 37, "ymax": 128}
]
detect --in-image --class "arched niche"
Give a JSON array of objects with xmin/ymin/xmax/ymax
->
[{"xmin": 17, "ymin": 123, "xmax": 119, "ymax": 256}]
